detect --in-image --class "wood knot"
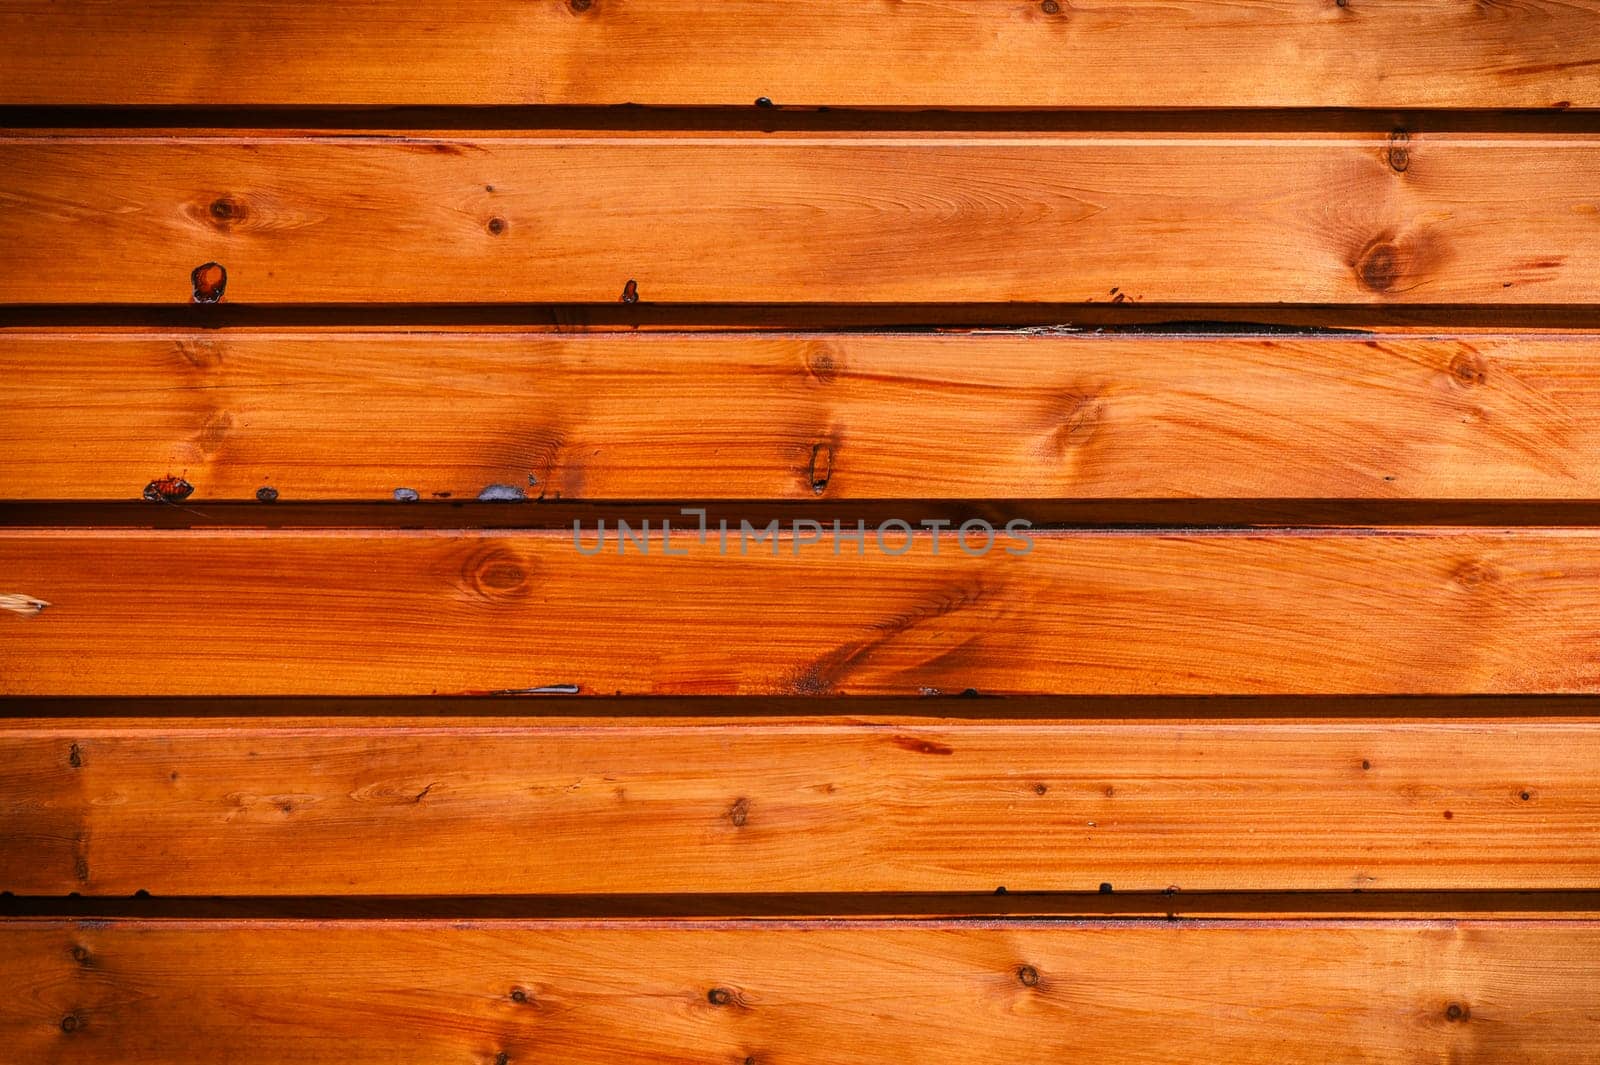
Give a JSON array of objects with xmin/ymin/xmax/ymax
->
[
  {"xmin": 806, "ymin": 345, "xmax": 841, "ymax": 384},
  {"xmin": 707, "ymin": 987, "xmax": 738, "ymax": 1007},
  {"xmin": 255, "ymin": 486, "xmax": 279, "ymax": 503},
  {"xmin": 1451, "ymin": 560, "xmax": 1498, "ymax": 589},
  {"xmin": 1448, "ymin": 352, "xmax": 1487, "ymax": 386},
  {"xmin": 191, "ymin": 262, "xmax": 227, "ymax": 304},
  {"xmin": 1386, "ymin": 129, "xmax": 1410, "ymax": 173},
  {"xmin": 1017, "ymin": 965, "xmax": 1040, "ymax": 987},
  {"xmin": 208, "ymin": 196, "xmax": 247, "ymax": 229},
  {"xmin": 197, "ymin": 409, "xmax": 235, "ymax": 455},
  {"xmin": 1355, "ymin": 241, "xmax": 1400, "ymax": 293},
  {"xmin": 462, "ymin": 544, "xmax": 533, "ymax": 602},
  {"xmin": 1041, "ymin": 0, "xmax": 1061, "ymax": 12},
  {"xmin": 172, "ymin": 337, "xmax": 223, "ymax": 370},
  {"xmin": 1445, "ymin": 1002, "xmax": 1469, "ymax": 1022},
  {"xmin": 727, "ymin": 797, "xmax": 751, "ymax": 827},
  {"xmin": 1051, "ymin": 390, "xmax": 1101, "ymax": 449},
  {"xmin": 60, "ymin": 1015, "xmax": 81, "ymax": 1033},
  {"xmin": 569, "ymin": 0, "xmax": 592, "ymax": 9},
  {"xmin": 486, "ymin": 217, "xmax": 506, "ymax": 236},
  {"xmin": 620, "ymin": 279, "xmax": 639, "ymax": 303}
]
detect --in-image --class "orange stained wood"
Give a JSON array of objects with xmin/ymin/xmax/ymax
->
[
  {"xmin": 7, "ymin": 331, "xmax": 1600, "ymax": 501},
  {"xmin": 6, "ymin": 918, "xmax": 1600, "ymax": 1064},
  {"xmin": 3, "ymin": 132, "xmax": 1600, "ymax": 304},
  {"xmin": 4, "ymin": 0, "xmax": 1599, "ymax": 1056},
  {"xmin": 2, "ymin": 715, "xmax": 1596, "ymax": 896},
  {"xmin": 1, "ymin": 0, "xmax": 1597, "ymax": 108},
  {"xmin": 5, "ymin": 528, "xmax": 1600, "ymax": 696}
]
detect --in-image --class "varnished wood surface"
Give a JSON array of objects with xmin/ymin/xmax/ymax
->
[
  {"xmin": 3, "ymin": 715, "xmax": 1596, "ymax": 895},
  {"xmin": 1, "ymin": 0, "xmax": 1597, "ymax": 109},
  {"xmin": 5, "ymin": 4, "xmax": 1597, "ymax": 1055},
  {"xmin": 10, "ymin": 331, "xmax": 1600, "ymax": 501},
  {"xmin": 5, "ymin": 132, "xmax": 1600, "ymax": 304},
  {"xmin": 5, "ymin": 529, "xmax": 1600, "ymax": 696},
  {"xmin": 6, "ymin": 918, "xmax": 1600, "ymax": 1063}
]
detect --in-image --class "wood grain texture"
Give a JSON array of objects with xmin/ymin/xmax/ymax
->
[
  {"xmin": 5, "ymin": 529, "xmax": 1600, "ymax": 696},
  {"xmin": 4, "ymin": 132, "xmax": 1600, "ymax": 304},
  {"xmin": 3, "ymin": 716, "xmax": 1596, "ymax": 895},
  {"xmin": 9, "ymin": 331, "xmax": 1600, "ymax": 501},
  {"xmin": 6, "ymin": 918, "xmax": 1600, "ymax": 1064},
  {"xmin": 7, "ymin": 1, "xmax": 1598, "ymax": 1048},
  {"xmin": 1, "ymin": 0, "xmax": 1597, "ymax": 108}
]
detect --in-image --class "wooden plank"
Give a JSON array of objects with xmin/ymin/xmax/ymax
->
[
  {"xmin": 5, "ymin": 529, "xmax": 1600, "ymax": 696},
  {"xmin": 10, "ymin": 331, "xmax": 1600, "ymax": 502},
  {"xmin": 2, "ymin": 1, "xmax": 1598, "ymax": 108},
  {"xmin": 5, "ymin": 918, "xmax": 1599, "ymax": 1063},
  {"xmin": 3, "ymin": 716, "xmax": 1597, "ymax": 895},
  {"xmin": 4, "ymin": 132, "xmax": 1600, "ymax": 305}
]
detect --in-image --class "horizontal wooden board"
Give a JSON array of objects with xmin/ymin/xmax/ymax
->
[
  {"xmin": 3, "ymin": 716, "xmax": 1597, "ymax": 895},
  {"xmin": 4, "ymin": 132, "xmax": 1600, "ymax": 304},
  {"xmin": 1, "ymin": 1, "xmax": 1597, "ymax": 108},
  {"xmin": 10, "ymin": 331, "xmax": 1600, "ymax": 501},
  {"xmin": 6, "ymin": 918, "xmax": 1600, "ymax": 1063},
  {"xmin": 5, "ymin": 529, "xmax": 1600, "ymax": 696}
]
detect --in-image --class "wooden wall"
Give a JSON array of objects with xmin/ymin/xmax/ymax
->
[{"xmin": 3, "ymin": 2, "xmax": 1600, "ymax": 1061}]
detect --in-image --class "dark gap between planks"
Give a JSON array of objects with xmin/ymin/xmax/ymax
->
[
  {"xmin": 8, "ymin": 305, "xmax": 1600, "ymax": 331},
  {"xmin": 7, "ymin": 695, "xmax": 1600, "ymax": 719},
  {"xmin": 6, "ymin": 891, "xmax": 1600, "ymax": 920},
  {"xmin": 12, "ymin": 500, "xmax": 1600, "ymax": 529},
  {"xmin": 2, "ymin": 106, "xmax": 1597, "ymax": 132}
]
